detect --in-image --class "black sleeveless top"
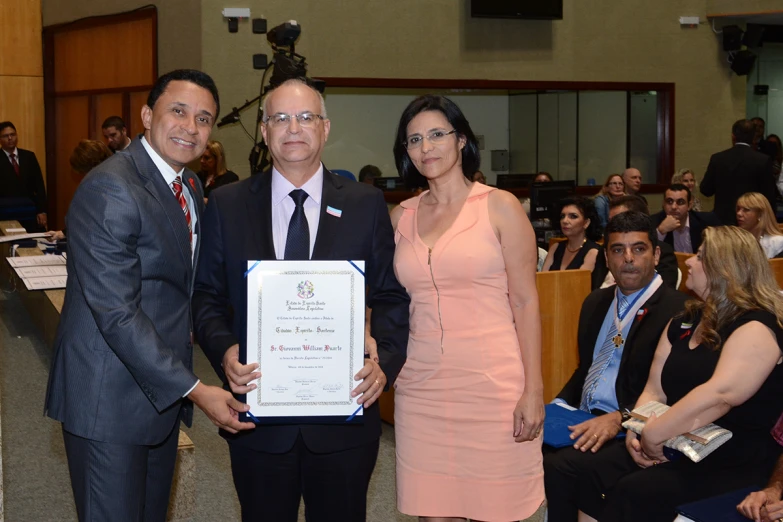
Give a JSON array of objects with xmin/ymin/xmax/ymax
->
[
  {"xmin": 662, "ymin": 310, "xmax": 783, "ymax": 469},
  {"xmin": 549, "ymin": 239, "xmax": 600, "ymax": 271}
]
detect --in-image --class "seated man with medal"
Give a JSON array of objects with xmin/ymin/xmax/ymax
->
[{"xmin": 543, "ymin": 211, "xmax": 688, "ymax": 522}]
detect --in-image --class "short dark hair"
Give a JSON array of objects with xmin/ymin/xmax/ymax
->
[
  {"xmin": 358, "ymin": 164, "xmax": 381, "ymax": 182},
  {"xmin": 101, "ymin": 116, "xmax": 126, "ymax": 130},
  {"xmin": 559, "ymin": 196, "xmax": 603, "ymax": 241},
  {"xmin": 667, "ymin": 183, "xmax": 692, "ymax": 202},
  {"xmin": 732, "ymin": 119, "xmax": 756, "ymax": 144},
  {"xmin": 606, "ymin": 210, "xmax": 657, "ymax": 248},
  {"xmin": 393, "ymin": 95, "xmax": 480, "ymax": 188},
  {"xmin": 535, "ymin": 172, "xmax": 553, "ymax": 182},
  {"xmin": 609, "ymin": 195, "xmax": 650, "ymax": 215},
  {"xmin": 0, "ymin": 122, "xmax": 16, "ymax": 133},
  {"xmin": 751, "ymin": 116, "xmax": 765, "ymax": 125},
  {"xmin": 146, "ymin": 69, "xmax": 220, "ymax": 120}
]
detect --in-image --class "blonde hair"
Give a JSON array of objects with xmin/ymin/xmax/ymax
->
[
  {"xmin": 684, "ymin": 226, "xmax": 783, "ymax": 350},
  {"xmin": 203, "ymin": 140, "xmax": 228, "ymax": 176},
  {"xmin": 596, "ymin": 173, "xmax": 624, "ymax": 197},
  {"xmin": 671, "ymin": 168, "xmax": 696, "ymax": 185},
  {"xmin": 736, "ymin": 192, "xmax": 781, "ymax": 237}
]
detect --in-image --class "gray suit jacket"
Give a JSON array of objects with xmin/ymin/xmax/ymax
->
[{"xmin": 45, "ymin": 138, "xmax": 204, "ymax": 446}]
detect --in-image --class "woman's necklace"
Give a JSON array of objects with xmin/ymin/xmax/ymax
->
[{"xmin": 566, "ymin": 238, "xmax": 586, "ymax": 253}]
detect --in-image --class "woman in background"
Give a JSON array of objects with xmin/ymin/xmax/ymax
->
[
  {"xmin": 593, "ymin": 173, "xmax": 625, "ymax": 228},
  {"xmin": 391, "ymin": 94, "xmax": 544, "ymax": 521},
  {"xmin": 542, "ymin": 196, "xmax": 602, "ymax": 274},
  {"xmin": 735, "ymin": 191, "xmax": 783, "ymax": 258},
  {"xmin": 671, "ymin": 168, "xmax": 702, "ymax": 211},
  {"xmin": 197, "ymin": 140, "xmax": 238, "ymax": 201}
]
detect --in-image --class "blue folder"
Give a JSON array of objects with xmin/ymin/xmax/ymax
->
[
  {"xmin": 544, "ymin": 403, "xmax": 598, "ymax": 448},
  {"xmin": 676, "ymin": 486, "xmax": 759, "ymax": 522}
]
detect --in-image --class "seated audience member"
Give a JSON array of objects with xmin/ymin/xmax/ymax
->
[
  {"xmin": 472, "ymin": 169, "xmax": 487, "ymax": 184},
  {"xmin": 653, "ymin": 183, "xmax": 721, "ymax": 253},
  {"xmin": 737, "ymin": 415, "xmax": 783, "ymax": 521},
  {"xmin": 535, "ymin": 171, "xmax": 553, "ymax": 183},
  {"xmin": 592, "ymin": 195, "xmax": 679, "ymax": 290},
  {"xmin": 575, "ymin": 226, "xmax": 783, "ymax": 522},
  {"xmin": 358, "ymin": 164, "xmax": 381, "ymax": 185},
  {"xmin": 542, "ymin": 196, "xmax": 602, "ymax": 274},
  {"xmin": 593, "ymin": 174, "xmax": 625, "ymax": 228},
  {"xmin": 671, "ymin": 168, "xmax": 702, "ymax": 211},
  {"xmin": 197, "ymin": 139, "xmax": 238, "ymax": 201},
  {"xmin": 544, "ymin": 211, "xmax": 688, "ymax": 522},
  {"xmin": 47, "ymin": 139, "xmax": 113, "ymax": 241},
  {"xmin": 736, "ymin": 191, "xmax": 783, "ymax": 258},
  {"xmin": 622, "ymin": 168, "xmax": 646, "ymax": 205},
  {"xmin": 101, "ymin": 116, "xmax": 131, "ymax": 152}
]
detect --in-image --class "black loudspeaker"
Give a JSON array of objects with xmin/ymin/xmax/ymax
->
[
  {"xmin": 744, "ymin": 24, "xmax": 766, "ymax": 47},
  {"xmin": 723, "ymin": 25, "xmax": 744, "ymax": 51},
  {"xmin": 731, "ymin": 50, "xmax": 757, "ymax": 76}
]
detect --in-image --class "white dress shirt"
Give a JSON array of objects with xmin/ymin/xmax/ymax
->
[
  {"xmin": 271, "ymin": 165, "xmax": 323, "ymax": 259},
  {"xmin": 140, "ymin": 137, "xmax": 198, "ymax": 259},
  {"xmin": 4, "ymin": 147, "xmax": 19, "ymax": 164},
  {"xmin": 657, "ymin": 214, "xmax": 693, "ymax": 253}
]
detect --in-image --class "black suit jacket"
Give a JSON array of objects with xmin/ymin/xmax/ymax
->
[
  {"xmin": 652, "ymin": 210, "xmax": 721, "ymax": 253},
  {"xmin": 557, "ymin": 284, "xmax": 688, "ymax": 413},
  {"xmin": 192, "ymin": 168, "xmax": 410, "ymax": 454},
  {"xmin": 0, "ymin": 148, "xmax": 47, "ymax": 212},
  {"xmin": 701, "ymin": 144, "xmax": 777, "ymax": 225},
  {"xmin": 197, "ymin": 169, "xmax": 240, "ymax": 198}
]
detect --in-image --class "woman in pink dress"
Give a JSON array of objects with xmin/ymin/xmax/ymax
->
[{"xmin": 390, "ymin": 95, "xmax": 545, "ymax": 521}]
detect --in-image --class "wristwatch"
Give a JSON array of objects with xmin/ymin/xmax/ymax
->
[{"xmin": 620, "ymin": 409, "xmax": 632, "ymax": 423}]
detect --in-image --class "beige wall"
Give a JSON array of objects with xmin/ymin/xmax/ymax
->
[
  {"xmin": 202, "ymin": 0, "xmax": 747, "ymax": 186},
  {"xmin": 41, "ymin": 0, "xmax": 201, "ymax": 75}
]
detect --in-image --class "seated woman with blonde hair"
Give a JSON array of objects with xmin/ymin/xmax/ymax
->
[
  {"xmin": 573, "ymin": 226, "xmax": 783, "ymax": 522},
  {"xmin": 736, "ymin": 191, "xmax": 783, "ymax": 258}
]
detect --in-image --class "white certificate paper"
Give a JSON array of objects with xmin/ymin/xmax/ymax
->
[{"xmin": 246, "ymin": 260, "xmax": 365, "ymax": 419}]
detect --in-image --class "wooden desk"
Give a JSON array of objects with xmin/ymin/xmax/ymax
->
[
  {"xmin": 379, "ymin": 269, "xmax": 591, "ymax": 424},
  {"xmin": 675, "ymin": 252, "xmax": 694, "ymax": 293},
  {"xmin": 0, "ymin": 221, "xmax": 194, "ymax": 522},
  {"xmin": 770, "ymin": 258, "xmax": 783, "ymax": 288}
]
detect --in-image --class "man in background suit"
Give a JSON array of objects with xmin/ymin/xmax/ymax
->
[
  {"xmin": 0, "ymin": 121, "xmax": 48, "ymax": 230},
  {"xmin": 701, "ymin": 119, "xmax": 777, "ymax": 225},
  {"xmin": 102, "ymin": 115, "xmax": 132, "ymax": 152},
  {"xmin": 193, "ymin": 78, "xmax": 410, "ymax": 521},
  {"xmin": 44, "ymin": 70, "xmax": 253, "ymax": 522},
  {"xmin": 544, "ymin": 211, "xmax": 688, "ymax": 522},
  {"xmin": 653, "ymin": 183, "xmax": 721, "ymax": 253}
]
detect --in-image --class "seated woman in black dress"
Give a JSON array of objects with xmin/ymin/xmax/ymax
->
[
  {"xmin": 197, "ymin": 139, "xmax": 239, "ymax": 201},
  {"xmin": 542, "ymin": 196, "xmax": 602, "ymax": 274},
  {"xmin": 575, "ymin": 226, "xmax": 783, "ymax": 522}
]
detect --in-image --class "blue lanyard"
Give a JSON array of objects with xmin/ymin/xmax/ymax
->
[{"xmin": 615, "ymin": 274, "xmax": 658, "ymax": 322}]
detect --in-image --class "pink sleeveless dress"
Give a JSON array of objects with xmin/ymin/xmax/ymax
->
[{"xmin": 393, "ymin": 183, "xmax": 544, "ymax": 520}]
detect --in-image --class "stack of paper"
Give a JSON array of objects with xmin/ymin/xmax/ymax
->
[{"xmin": 6, "ymin": 255, "xmax": 67, "ymax": 290}]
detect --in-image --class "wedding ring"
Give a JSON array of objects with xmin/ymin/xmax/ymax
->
[
  {"xmin": 592, "ymin": 434, "xmax": 599, "ymax": 439},
  {"xmin": 374, "ymin": 378, "xmax": 380, "ymax": 386}
]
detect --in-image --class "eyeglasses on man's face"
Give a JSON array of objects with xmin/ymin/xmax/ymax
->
[
  {"xmin": 263, "ymin": 112, "xmax": 325, "ymax": 127},
  {"xmin": 404, "ymin": 129, "xmax": 457, "ymax": 150}
]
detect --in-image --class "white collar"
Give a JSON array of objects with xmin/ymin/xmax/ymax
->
[
  {"xmin": 735, "ymin": 142, "xmax": 751, "ymax": 147},
  {"xmin": 140, "ymin": 136, "xmax": 184, "ymax": 186},
  {"xmin": 271, "ymin": 165, "xmax": 324, "ymax": 207},
  {"xmin": 3, "ymin": 147, "xmax": 18, "ymax": 158}
]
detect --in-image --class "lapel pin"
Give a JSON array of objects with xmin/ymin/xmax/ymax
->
[{"xmin": 326, "ymin": 206, "xmax": 342, "ymax": 218}]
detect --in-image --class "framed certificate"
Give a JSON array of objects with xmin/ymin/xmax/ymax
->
[{"xmin": 244, "ymin": 260, "xmax": 366, "ymax": 422}]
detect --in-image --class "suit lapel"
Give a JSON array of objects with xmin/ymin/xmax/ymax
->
[
  {"xmin": 312, "ymin": 169, "xmax": 346, "ymax": 260},
  {"xmin": 247, "ymin": 171, "xmax": 276, "ymax": 260},
  {"xmin": 622, "ymin": 285, "xmax": 664, "ymax": 363},
  {"xmin": 688, "ymin": 211, "xmax": 701, "ymax": 249}
]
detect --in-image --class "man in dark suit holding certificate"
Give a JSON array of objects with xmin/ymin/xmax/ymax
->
[
  {"xmin": 44, "ymin": 69, "xmax": 254, "ymax": 522},
  {"xmin": 192, "ymin": 77, "xmax": 410, "ymax": 521},
  {"xmin": 543, "ymin": 211, "xmax": 687, "ymax": 522}
]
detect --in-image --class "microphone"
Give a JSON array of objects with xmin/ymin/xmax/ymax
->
[{"xmin": 217, "ymin": 108, "xmax": 241, "ymax": 128}]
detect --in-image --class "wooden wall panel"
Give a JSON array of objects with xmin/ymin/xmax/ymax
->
[
  {"xmin": 129, "ymin": 91, "xmax": 150, "ymax": 138},
  {"xmin": 53, "ymin": 18, "xmax": 155, "ymax": 93},
  {"xmin": 54, "ymin": 97, "xmax": 90, "ymax": 228},
  {"xmin": 0, "ymin": 0, "xmax": 43, "ymax": 77},
  {"xmin": 0, "ymin": 76, "xmax": 46, "ymax": 174},
  {"xmin": 92, "ymin": 94, "xmax": 124, "ymax": 140}
]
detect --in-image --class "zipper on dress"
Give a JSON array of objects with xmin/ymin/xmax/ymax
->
[{"xmin": 428, "ymin": 248, "xmax": 445, "ymax": 353}]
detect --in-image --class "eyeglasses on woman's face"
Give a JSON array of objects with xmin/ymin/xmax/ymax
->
[{"xmin": 403, "ymin": 129, "xmax": 457, "ymax": 150}]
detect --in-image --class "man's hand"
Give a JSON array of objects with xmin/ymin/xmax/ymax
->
[
  {"xmin": 46, "ymin": 230, "xmax": 65, "ymax": 241},
  {"xmin": 737, "ymin": 487, "xmax": 783, "ymax": 522},
  {"xmin": 352, "ymin": 359, "xmax": 386, "ymax": 408},
  {"xmin": 569, "ymin": 411, "xmax": 621, "ymax": 453},
  {"xmin": 37, "ymin": 212, "xmax": 47, "ymax": 230},
  {"xmin": 513, "ymin": 388, "xmax": 544, "ymax": 442},
  {"xmin": 222, "ymin": 344, "xmax": 260, "ymax": 394},
  {"xmin": 188, "ymin": 382, "xmax": 256, "ymax": 434},
  {"xmin": 658, "ymin": 214, "xmax": 680, "ymax": 234},
  {"xmin": 625, "ymin": 431, "xmax": 660, "ymax": 469}
]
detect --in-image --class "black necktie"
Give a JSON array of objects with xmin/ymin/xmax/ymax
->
[{"xmin": 284, "ymin": 189, "xmax": 310, "ymax": 260}]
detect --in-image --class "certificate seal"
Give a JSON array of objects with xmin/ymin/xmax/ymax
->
[{"xmin": 297, "ymin": 280, "xmax": 315, "ymax": 299}]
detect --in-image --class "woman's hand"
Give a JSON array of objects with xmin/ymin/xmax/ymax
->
[
  {"xmin": 513, "ymin": 388, "xmax": 544, "ymax": 442},
  {"xmin": 640, "ymin": 412, "xmax": 669, "ymax": 463},
  {"xmin": 625, "ymin": 431, "xmax": 660, "ymax": 469}
]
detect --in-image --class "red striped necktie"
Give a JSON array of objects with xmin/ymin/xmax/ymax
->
[
  {"xmin": 10, "ymin": 153, "xmax": 19, "ymax": 177},
  {"xmin": 171, "ymin": 176, "xmax": 192, "ymax": 249}
]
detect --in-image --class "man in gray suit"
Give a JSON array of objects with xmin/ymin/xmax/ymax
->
[{"xmin": 44, "ymin": 69, "xmax": 254, "ymax": 522}]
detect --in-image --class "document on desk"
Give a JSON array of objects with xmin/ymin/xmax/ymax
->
[
  {"xmin": 245, "ymin": 260, "xmax": 365, "ymax": 420},
  {"xmin": 13, "ymin": 265, "xmax": 68, "ymax": 278},
  {"xmin": 22, "ymin": 275, "xmax": 67, "ymax": 290},
  {"xmin": 0, "ymin": 232, "xmax": 48, "ymax": 243},
  {"xmin": 7, "ymin": 255, "xmax": 66, "ymax": 267}
]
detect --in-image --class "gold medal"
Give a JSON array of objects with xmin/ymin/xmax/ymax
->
[{"xmin": 612, "ymin": 333, "xmax": 624, "ymax": 348}]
